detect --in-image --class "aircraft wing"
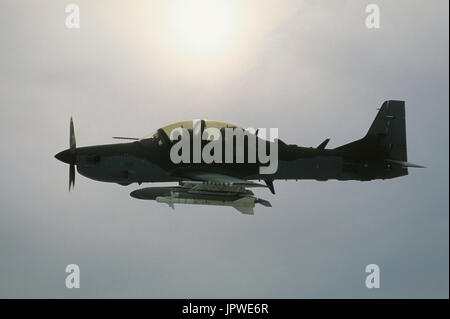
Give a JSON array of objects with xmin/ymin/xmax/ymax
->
[{"xmin": 172, "ymin": 171, "xmax": 267, "ymax": 188}]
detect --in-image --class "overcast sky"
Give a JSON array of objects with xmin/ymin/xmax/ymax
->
[{"xmin": 0, "ymin": 0, "xmax": 448, "ymax": 298}]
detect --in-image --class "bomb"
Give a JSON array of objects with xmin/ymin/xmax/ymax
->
[{"xmin": 130, "ymin": 186, "xmax": 271, "ymax": 214}]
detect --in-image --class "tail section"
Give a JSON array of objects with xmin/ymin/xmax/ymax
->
[
  {"xmin": 336, "ymin": 100, "xmax": 424, "ymax": 180},
  {"xmin": 366, "ymin": 100, "xmax": 407, "ymax": 161}
]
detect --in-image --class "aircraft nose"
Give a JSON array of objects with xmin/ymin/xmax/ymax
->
[{"xmin": 55, "ymin": 149, "xmax": 75, "ymax": 164}]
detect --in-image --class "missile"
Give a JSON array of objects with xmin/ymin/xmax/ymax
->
[{"xmin": 130, "ymin": 186, "xmax": 271, "ymax": 214}]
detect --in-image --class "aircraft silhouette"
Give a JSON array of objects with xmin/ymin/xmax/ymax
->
[{"xmin": 55, "ymin": 100, "xmax": 424, "ymax": 214}]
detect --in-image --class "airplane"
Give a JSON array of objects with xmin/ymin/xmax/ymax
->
[{"xmin": 55, "ymin": 100, "xmax": 424, "ymax": 214}]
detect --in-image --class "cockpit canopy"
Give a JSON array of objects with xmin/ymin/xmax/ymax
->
[{"xmin": 140, "ymin": 120, "xmax": 238, "ymax": 141}]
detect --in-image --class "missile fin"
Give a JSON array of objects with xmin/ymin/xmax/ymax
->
[
  {"xmin": 234, "ymin": 206, "xmax": 254, "ymax": 215},
  {"xmin": 232, "ymin": 197, "xmax": 255, "ymax": 215}
]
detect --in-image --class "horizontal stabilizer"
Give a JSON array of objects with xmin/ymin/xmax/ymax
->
[{"xmin": 386, "ymin": 159, "xmax": 425, "ymax": 168}]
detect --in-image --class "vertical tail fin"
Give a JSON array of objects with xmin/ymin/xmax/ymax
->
[
  {"xmin": 366, "ymin": 100, "xmax": 407, "ymax": 161},
  {"xmin": 335, "ymin": 100, "xmax": 423, "ymax": 179}
]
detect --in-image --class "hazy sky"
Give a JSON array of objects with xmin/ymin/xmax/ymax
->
[{"xmin": 0, "ymin": 0, "xmax": 448, "ymax": 298}]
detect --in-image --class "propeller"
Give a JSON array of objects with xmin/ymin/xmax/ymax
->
[
  {"xmin": 55, "ymin": 117, "xmax": 77, "ymax": 191},
  {"xmin": 69, "ymin": 160, "xmax": 75, "ymax": 191},
  {"xmin": 69, "ymin": 117, "xmax": 76, "ymax": 191}
]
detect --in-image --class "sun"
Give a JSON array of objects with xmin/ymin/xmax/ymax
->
[{"xmin": 169, "ymin": 0, "xmax": 236, "ymax": 53}]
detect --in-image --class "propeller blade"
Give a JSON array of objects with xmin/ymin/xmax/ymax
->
[
  {"xmin": 69, "ymin": 164, "xmax": 75, "ymax": 191},
  {"xmin": 70, "ymin": 117, "xmax": 76, "ymax": 152},
  {"xmin": 69, "ymin": 118, "xmax": 76, "ymax": 191}
]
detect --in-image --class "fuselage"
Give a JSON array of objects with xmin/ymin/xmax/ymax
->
[{"xmin": 67, "ymin": 135, "xmax": 406, "ymax": 186}]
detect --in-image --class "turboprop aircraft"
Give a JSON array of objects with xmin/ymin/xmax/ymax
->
[{"xmin": 55, "ymin": 100, "xmax": 424, "ymax": 214}]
